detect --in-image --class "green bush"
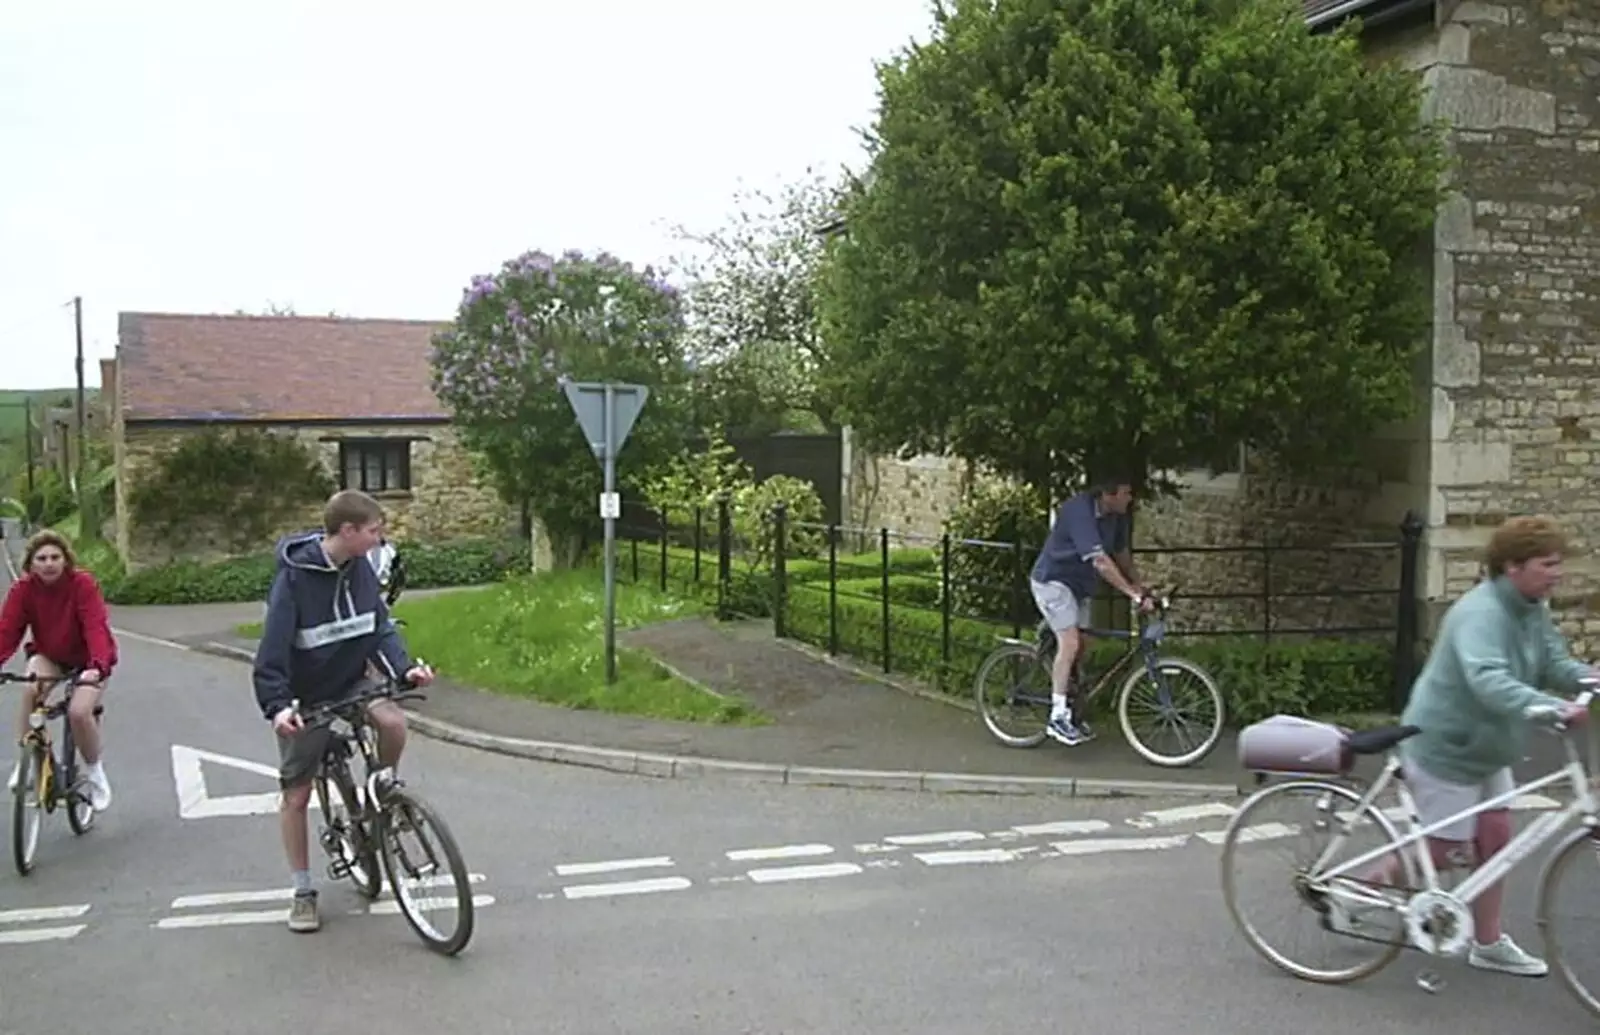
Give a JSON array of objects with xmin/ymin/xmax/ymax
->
[
  {"xmin": 107, "ymin": 536, "xmax": 532, "ymax": 605},
  {"xmin": 942, "ymin": 480, "xmax": 1051, "ymax": 624}
]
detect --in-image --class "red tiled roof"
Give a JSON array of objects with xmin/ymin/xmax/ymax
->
[{"xmin": 117, "ymin": 311, "xmax": 452, "ymax": 422}]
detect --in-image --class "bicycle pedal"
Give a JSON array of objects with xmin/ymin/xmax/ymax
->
[{"xmin": 327, "ymin": 858, "xmax": 352, "ymax": 880}]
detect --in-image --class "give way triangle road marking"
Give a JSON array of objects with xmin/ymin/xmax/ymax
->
[{"xmin": 170, "ymin": 744, "xmax": 321, "ymax": 820}]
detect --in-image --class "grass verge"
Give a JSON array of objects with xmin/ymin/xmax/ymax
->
[{"xmin": 238, "ymin": 569, "xmax": 767, "ymax": 726}]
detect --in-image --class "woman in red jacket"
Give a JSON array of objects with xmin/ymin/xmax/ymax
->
[{"xmin": 0, "ymin": 530, "xmax": 118, "ymax": 811}]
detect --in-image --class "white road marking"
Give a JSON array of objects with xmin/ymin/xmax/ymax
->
[
  {"xmin": 554, "ymin": 856, "xmax": 673, "ymax": 877},
  {"xmin": 1010, "ymin": 820, "xmax": 1112, "ymax": 837},
  {"xmin": 170, "ymin": 743, "xmax": 317, "ymax": 820},
  {"xmin": 1051, "ymin": 834, "xmax": 1190, "ymax": 855},
  {"xmin": 726, "ymin": 843, "xmax": 834, "ymax": 862},
  {"xmin": 1514, "ymin": 794, "xmax": 1561, "ymax": 811},
  {"xmin": 916, "ymin": 848, "xmax": 1022, "ymax": 866},
  {"xmin": 376, "ymin": 873, "xmax": 485, "ymax": 897},
  {"xmin": 0, "ymin": 925, "xmax": 87, "ymax": 944},
  {"xmin": 0, "ymin": 904, "xmax": 92, "ymax": 923},
  {"xmin": 0, "ymin": 904, "xmax": 92, "ymax": 946},
  {"xmin": 562, "ymin": 877, "xmax": 692, "ymax": 900},
  {"xmin": 171, "ymin": 888, "xmax": 293, "ymax": 909},
  {"xmin": 157, "ymin": 909, "xmax": 288, "ymax": 929},
  {"xmin": 1196, "ymin": 822, "xmax": 1299, "ymax": 846},
  {"xmin": 883, "ymin": 830, "xmax": 986, "ymax": 846},
  {"xmin": 747, "ymin": 862, "xmax": 863, "ymax": 884},
  {"xmin": 1127, "ymin": 803, "xmax": 1236, "ymax": 829},
  {"xmin": 368, "ymin": 893, "xmax": 495, "ymax": 915}
]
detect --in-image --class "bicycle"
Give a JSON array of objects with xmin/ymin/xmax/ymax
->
[
  {"xmin": 294, "ymin": 674, "xmax": 475, "ymax": 956},
  {"xmin": 1219, "ymin": 684, "xmax": 1600, "ymax": 1017},
  {"xmin": 1, "ymin": 669, "xmax": 102, "ymax": 875},
  {"xmin": 972, "ymin": 586, "xmax": 1226, "ymax": 767}
]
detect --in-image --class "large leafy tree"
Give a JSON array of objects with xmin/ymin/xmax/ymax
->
[
  {"xmin": 431, "ymin": 249, "xmax": 691, "ymax": 565},
  {"xmin": 673, "ymin": 169, "xmax": 846, "ymax": 435},
  {"xmin": 818, "ymin": 0, "xmax": 1448, "ymax": 499}
]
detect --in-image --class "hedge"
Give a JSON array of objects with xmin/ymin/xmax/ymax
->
[{"xmin": 106, "ymin": 536, "xmax": 533, "ymax": 605}]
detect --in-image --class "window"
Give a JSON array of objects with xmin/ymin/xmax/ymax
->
[{"xmin": 338, "ymin": 439, "xmax": 411, "ymax": 493}]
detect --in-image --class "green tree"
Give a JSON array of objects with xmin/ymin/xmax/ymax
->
[
  {"xmin": 430, "ymin": 249, "xmax": 691, "ymax": 567},
  {"xmin": 673, "ymin": 168, "xmax": 846, "ymax": 435},
  {"xmin": 818, "ymin": 0, "xmax": 1448, "ymax": 499}
]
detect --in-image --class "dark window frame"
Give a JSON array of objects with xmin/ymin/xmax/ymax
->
[{"xmin": 337, "ymin": 438, "xmax": 413, "ymax": 493}]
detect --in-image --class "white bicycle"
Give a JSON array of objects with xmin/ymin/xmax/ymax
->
[{"xmin": 1220, "ymin": 683, "xmax": 1600, "ymax": 1017}]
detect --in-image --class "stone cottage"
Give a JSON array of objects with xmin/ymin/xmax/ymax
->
[{"xmin": 107, "ymin": 311, "xmax": 515, "ymax": 568}]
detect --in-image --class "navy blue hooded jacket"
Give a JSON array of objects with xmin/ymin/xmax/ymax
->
[{"xmin": 252, "ymin": 531, "xmax": 412, "ymax": 721}]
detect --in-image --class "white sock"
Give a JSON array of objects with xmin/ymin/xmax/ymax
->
[
  {"xmin": 85, "ymin": 760, "xmax": 104, "ymax": 778},
  {"xmin": 1051, "ymin": 693, "xmax": 1069, "ymax": 721}
]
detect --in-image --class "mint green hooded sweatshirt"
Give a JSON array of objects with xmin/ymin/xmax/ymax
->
[{"xmin": 1399, "ymin": 575, "xmax": 1589, "ymax": 785}]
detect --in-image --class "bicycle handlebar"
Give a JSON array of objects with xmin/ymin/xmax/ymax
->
[
  {"xmin": 0, "ymin": 669, "xmax": 89, "ymax": 687},
  {"xmin": 1523, "ymin": 679, "xmax": 1598, "ymax": 729},
  {"xmin": 289, "ymin": 673, "xmax": 429, "ymax": 728}
]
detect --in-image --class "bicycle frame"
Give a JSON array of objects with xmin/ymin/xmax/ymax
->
[
  {"xmin": 1308, "ymin": 716, "xmax": 1598, "ymax": 914},
  {"xmin": 995, "ymin": 592, "xmax": 1176, "ymax": 704}
]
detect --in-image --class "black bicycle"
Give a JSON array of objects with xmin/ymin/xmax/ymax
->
[
  {"xmin": 294, "ymin": 675, "xmax": 474, "ymax": 955},
  {"xmin": 1, "ymin": 669, "xmax": 102, "ymax": 875}
]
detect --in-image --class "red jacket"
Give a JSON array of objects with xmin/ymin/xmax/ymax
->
[{"xmin": 0, "ymin": 570, "xmax": 118, "ymax": 676}]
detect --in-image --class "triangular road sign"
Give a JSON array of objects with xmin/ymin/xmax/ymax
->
[
  {"xmin": 170, "ymin": 744, "xmax": 320, "ymax": 819},
  {"xmin": 562, "ymin": 381, "xmax": 649, "ymax": 461}
]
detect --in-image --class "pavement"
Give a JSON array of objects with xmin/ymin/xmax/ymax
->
[{"xmin": 6, "ymin": 527, "xmax": 1600, "ymax": 1030}]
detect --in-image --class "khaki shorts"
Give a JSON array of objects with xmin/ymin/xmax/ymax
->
[
  {"xmin": 275, "ymin": 676, "xmax": 396, "ymax": 789},
  {"xmin": 1403, "ymin": 761, "xmax": 1515, "ymax": 842},
  {"xmin": 1030, "ymin": 580, "xmax": 1094, "ymax": 634}
]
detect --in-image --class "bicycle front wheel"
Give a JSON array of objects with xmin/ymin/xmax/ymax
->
[
  {"xmin": 12, "ymin": 746, "xmax": 44, "ymax": 875},
  {"xmin": 974, "ymin": 643, "xmax": 1052, "ymax": 748},
  {"xmin": 315, "ymin": 769, "xmax": 380, "ymax": 899},
  {"xmin": 1115, "ymin": 656, "xmax": 1225, "ymax": 767},
  {"xmin": 378, "ymin": 789, "xmax": 475, "ymax": 956},
  {"xmin": 1220, "ymin": 779, "xmax": 1415, "ymax": 984},
  {"xmin": 1535, "ymin": 823, "xmax": 1600, "ymax": 1017}
]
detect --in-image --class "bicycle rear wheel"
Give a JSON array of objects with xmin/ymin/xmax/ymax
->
[
  {"xmin": 1115, "ymin": 656, "xmax": 1225, "ymax": 767},
  {"xmin": 974, "ymin": 643, "xmax": 1053, "ymax": 747},
  {"xmin": 377, "ymin": 789, "xmax": 475, "ymax": 956},
  {"xmin": 12, "ymin": 746, "xmax": 45, "ymax": 875}
]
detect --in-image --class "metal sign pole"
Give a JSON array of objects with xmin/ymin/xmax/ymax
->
[{"xmin": 602, "ymin": 383, "xmax": 618, "ymax": 684}]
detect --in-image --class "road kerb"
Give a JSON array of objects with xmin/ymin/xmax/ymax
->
[{"xmin": 181, "ymin": 638, "xmax": 1242, "ymax": 800}]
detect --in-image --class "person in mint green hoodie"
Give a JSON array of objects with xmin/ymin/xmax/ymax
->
[{"xmin": 1335, "ymin": 516, "xmax": 1593, "ymax": 977}]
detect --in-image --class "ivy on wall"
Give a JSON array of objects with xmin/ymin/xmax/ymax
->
[{"xmin": 129, "ymin": 428, "xmax": 335, "ymax": 551}]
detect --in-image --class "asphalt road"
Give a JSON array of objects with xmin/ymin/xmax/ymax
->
[{"xmin": 4, "ymin": 627, "xmax": 1600, "ymax": 1031}]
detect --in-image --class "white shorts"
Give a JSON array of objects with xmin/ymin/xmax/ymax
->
[
  {"xmin": 1403, "ymin": 761, "xmax": 1515, "ymax": 842},
  {"xmin": 1030, "ymin": 579, "xmax": 1094, "ymax": 634}
]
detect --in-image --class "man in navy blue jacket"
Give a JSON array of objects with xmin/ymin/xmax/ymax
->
[
  {"xmin": 1029, "ymin": 477, "xmax": 1149, "ymax": 746},
  {"xmin": 252, "ymin": 490, "xmax": 434, "ymax": 934}
]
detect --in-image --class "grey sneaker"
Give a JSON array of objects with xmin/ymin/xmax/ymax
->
[
  {"xmin": 1469, "ymin": 934, "xmax": 1548, "ymax": 977},
  {"xmin": 288, "ymin": 890, "xmax": 320, "ymax": 933},
  {"xmin": 1046, "ymin": 716, "xmax": 1089, "ymax": 746}
]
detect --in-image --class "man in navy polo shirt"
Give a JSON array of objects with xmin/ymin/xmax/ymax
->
[{"xmin": 1029, "ymin": 477, "xmax": 1150, "ymax": 745}]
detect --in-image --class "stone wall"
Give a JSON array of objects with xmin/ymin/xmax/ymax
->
[
  {"xmin": 1413, "ymin": 0, "xmax": 1600, "ymax": 649},
  {"xmin": 115, "ymin": 421, "xmax": 515, "ymax": 569},
  {"xmin": 844, "ymin": 436, "xmax": 1414, "ymax": 638}
]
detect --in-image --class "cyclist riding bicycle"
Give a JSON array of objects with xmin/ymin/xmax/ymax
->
[
  {"xmin": 1339, "ymin": 515, "xmax": 1592, "ymax": 977},
  {"xmin": 1029, "ymin": 476, "xmax": 1151, "ymax": 746},
  {"xmin": 0, "ymin": 529, "xmax": 118, "ymax": 811},
  {"xmin": 252, "ymin": 490, "xmax": 434, "ymax": 934}
]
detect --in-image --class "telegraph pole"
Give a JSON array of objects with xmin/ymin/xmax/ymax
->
[{"xmin": 73, "ymin": 295, "xmax": 85, "ymax": 512}]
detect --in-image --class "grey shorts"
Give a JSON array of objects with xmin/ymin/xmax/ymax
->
[
  {"xmin": 1030, "ymin": 579, "xmax": 1094, "ymax": 634},
  {"xmin": 275, "ymin": 676, "xmax": 393, "ymax": 789},
  {"xmin": 1403, "ymin": 760, "xmax": 1516, "ymax": 842}
]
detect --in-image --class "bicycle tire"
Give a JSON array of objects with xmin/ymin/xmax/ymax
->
[
  {"xmin": 974, "ymin": 642, "xmax": 1053, "ymax": 748},
  {"xmin": 1115, "ymin": 656, "xmax": 1226, "ymax": 768},
  {"xmin": 11, "ymin": 746, "xmax": 43, "ymax": 875},
  {"xmin": 62, "ymin": 715, "xmax": 95, "ymax": 836},
  {"xmin": 1220, "ymin": 779, "xmax": 1414, "ymax": 984},
  {"xmin": 315, "ymin": 767, "xmax": 381, "ymax": 899},
  {"xmin": 1535, "ymin": 822, "xmax": 1600, "ymax": 1017},
  {"xmin": 377, "ymin": 789, "xmax": 475, "ymax": 956}
]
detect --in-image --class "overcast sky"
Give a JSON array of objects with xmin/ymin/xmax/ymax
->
[{"xmin": 0, "ymin": 1, "xmax": 934, "ymax": 390}]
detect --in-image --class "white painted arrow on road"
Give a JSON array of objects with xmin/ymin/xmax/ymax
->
[{"xmin": 170, "ymin": 744, "xmax": 319, "ymax": 819}]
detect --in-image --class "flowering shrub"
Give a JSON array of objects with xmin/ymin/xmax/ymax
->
[{"xmin": 431, "ymin": 249, "xmax": 692, "ymax": 565}]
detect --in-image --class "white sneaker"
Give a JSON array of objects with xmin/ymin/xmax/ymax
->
[
  {"xmin": 1469, "ymin": 934, "xmax": 1548, "ymax": 977},
  {"xmin": 82, "ymin": 763, "xmax": 111, "ymax": 811}
]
